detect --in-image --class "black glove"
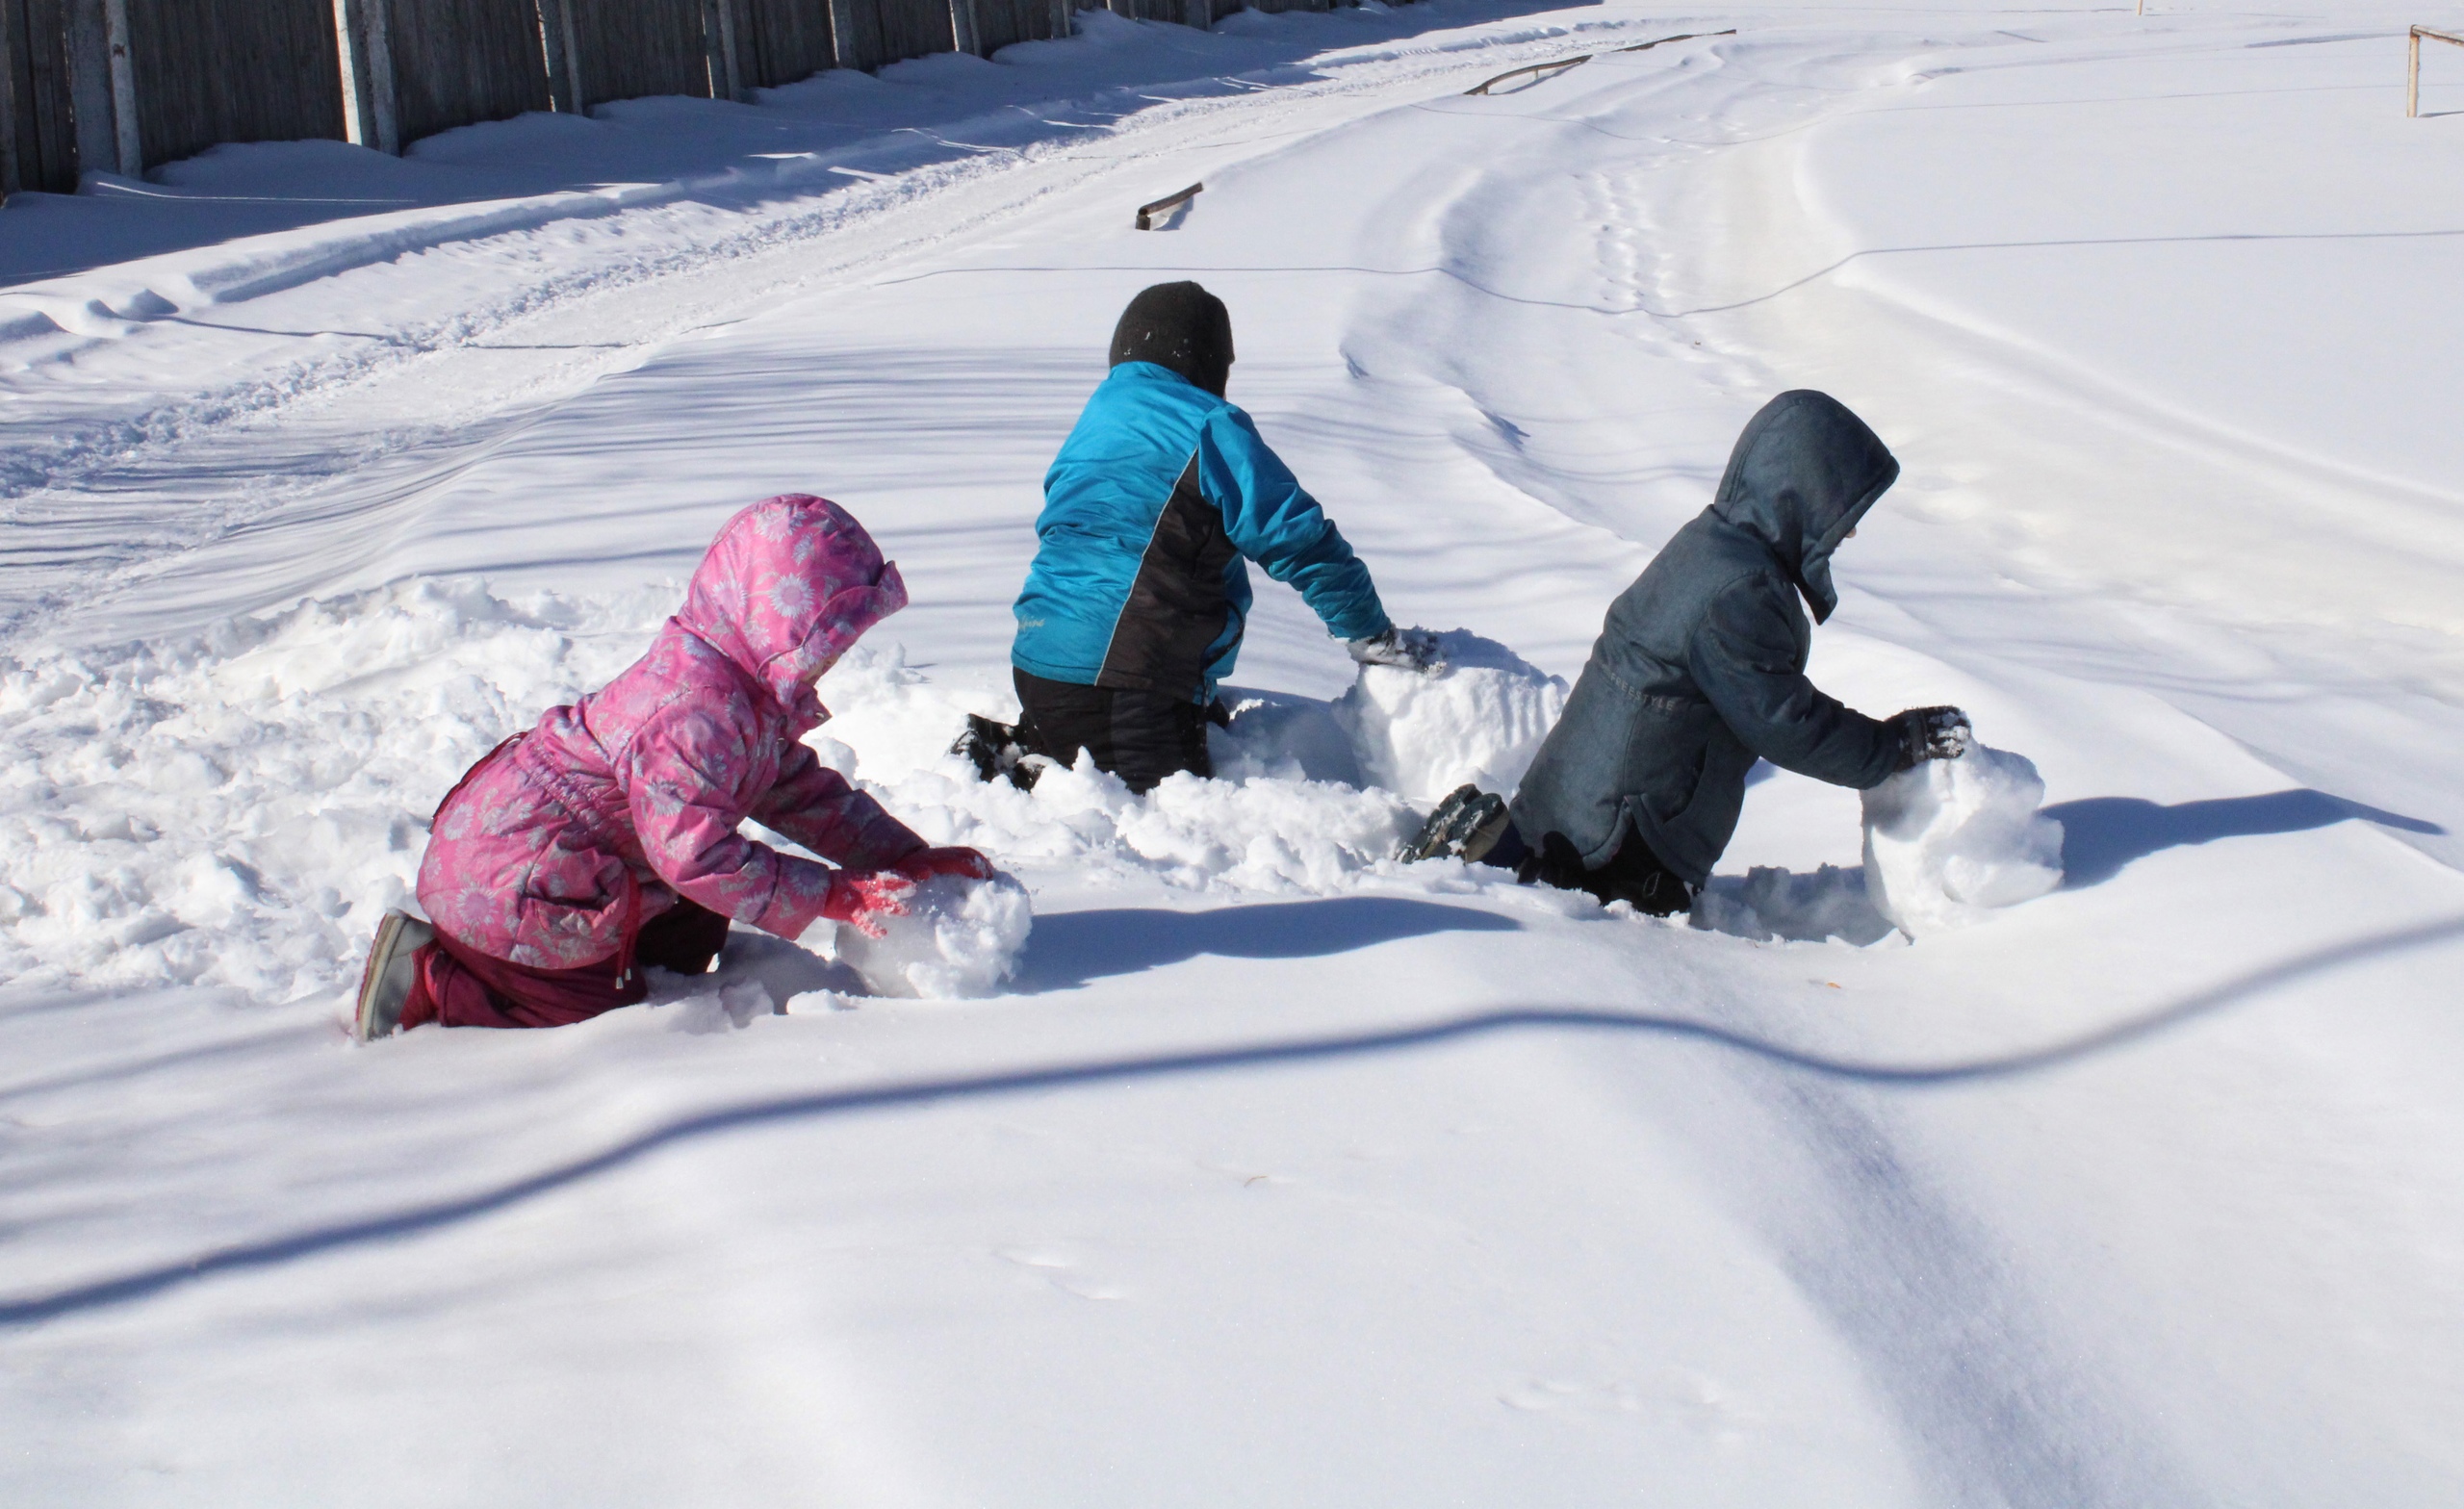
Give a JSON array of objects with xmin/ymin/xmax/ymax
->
[{"xmin": 1891, "ymin": 706, "xmax": 1970, "ymax": 769}]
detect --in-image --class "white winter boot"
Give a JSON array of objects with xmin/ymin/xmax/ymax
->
[{"xmin": 353, "ymin": 910, "xmax": 435, "ymax": 1041}]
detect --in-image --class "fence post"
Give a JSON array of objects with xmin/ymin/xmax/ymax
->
[
  {"xmin": 336, "ymin": 0, "xmax": 371, "ymax": 144},
  {"xmin": 704, "ymin": 0, "xmax": 745, "ymax": 99},
  {"xmin": 827, "ymin": 0, "xmax": 860, "ymax": 67},
  {"xmin": 1051, "ymin": 0, "xmax": 1071, "ymax": 39},
  {"xmin": 63, "ymin": 0, "xmax": 114, "ymax": 179},
  {"xmin": 724, "ymin": 0, "xmax": 749, "ymax": 99},
  {"xmin": 1180, "ymin": 0, "xmax": 1206, "ymax": 30},
  {"xmin": 366, "ymin": 0, "xmax": 398, "ymax": 152},
  {"xmin": 0, "ymin": 0, "xmax": 20, "ymax": 196},
  {"xmin": 335, "ymin": 0, "xmax": 400, "ymax": 153},
  {"xmin": 949, "ymin": 0, "xmax": 980, "ymax": 56},
  {"xmin": 99, "ymin": 0, "xmax": 139, "ymax": 172},
  {"xmin": 2410, "ymin": 28, "xmax": 2422, "ymax": 117},
  {"xmin": 536, "ymin": 0, "xmax": 578, "ymax": 112}
]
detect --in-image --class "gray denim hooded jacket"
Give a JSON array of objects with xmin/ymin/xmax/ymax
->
[{"xmin": 1508, "ymin": 391, "xmax": 1905, "ymax": 887}]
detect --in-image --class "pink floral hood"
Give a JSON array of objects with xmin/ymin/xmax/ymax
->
[{"xmin": 675, "ymin": 494, "xmax": 909, "ymax": 722}]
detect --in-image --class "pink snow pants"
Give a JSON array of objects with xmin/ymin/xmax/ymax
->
[{"xmin": 398, "ymin": 900, "xmax": 732, "ymax": 1031}]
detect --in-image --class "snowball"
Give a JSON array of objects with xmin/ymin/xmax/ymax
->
[
  {"xmin": 1861, "ymin": 744, "xmax": 2066, "ymax": 937},
  {"xmin": 834, "ymin": 872, "xmax": 1034, "ymax": 999},
  {"xmin": 1332, "ymin": 630, "xmax": 1567, "ymax": 805}
]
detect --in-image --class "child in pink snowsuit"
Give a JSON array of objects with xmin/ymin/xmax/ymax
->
[{"xmin": 359, "ymin": 494, "xmax": 991, "ymax": 1036}]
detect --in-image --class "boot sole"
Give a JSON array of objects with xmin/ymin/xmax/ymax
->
[{"xmin": 1399, "ymin": 784, "xmax": 1510, "ymax": 863}]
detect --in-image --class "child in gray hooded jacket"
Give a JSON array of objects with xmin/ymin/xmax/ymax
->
[{"xmin": 1404, "ymin": 390, "xmax": 1968, "ymax": 913}]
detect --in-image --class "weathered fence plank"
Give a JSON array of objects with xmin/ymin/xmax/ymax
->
[
  {"xmin": 382, "ymin": 0, "xmax": 550, "ymax": 142},
  {"xmin": 736, "ymin": 0, "xmax": 833, "ymax": 87},
  {"xmin": 869, "ymin": 0, "xmax": 951, "ymax": 68},
  {"xmin": 3, "ymin": 0, "xmax": 89, "ymax": 192},
  {"xmin": 828, "ymin": 0, "xmax": 948, "ymax": 71},
  {"xmin": 962, "ymin": 0, "xmax": 1062, "ymax": 56},
  {"xmin": 121, "ymin": 0, "xmax": 344, "ymax": 167},
  {"xmin": 827, "ymin": 0, "xmax": 877, "ymax": 70},
  {"xmin": 64, "ymin": 0, "xmax": 118, "ymax": 173},
  {"xmin": 0, "ymin": 0, "xmax": 15, "ymax": 193},
  {"xmin": 566, "ymin": 0, "xmax": 710, "ymax": 108}
]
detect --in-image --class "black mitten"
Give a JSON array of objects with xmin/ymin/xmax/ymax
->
[{"xmin": 1891, "ymin": 706, "xmax": 1971, "ymax": 769}]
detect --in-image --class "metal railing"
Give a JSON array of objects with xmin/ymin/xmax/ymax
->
[
  {"xmin": 1461, "ymin": 29, "xmax": 1733, "ymax": 98},
  {"xmin": 1464, "ymin": 54, "xmax": 1590, "ymax": 96},
  {"xmin": 1135, "ymin": 182, "xmax": 1203, "ymax": 230},
  {"xmin": 2411, "ymin": 25, "xmax": 2463, "ymax": 116}
]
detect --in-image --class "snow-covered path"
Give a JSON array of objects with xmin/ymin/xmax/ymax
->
[{"xmin": 5, "ymin": 4, "xmax": 2462, "ymax": 1503}]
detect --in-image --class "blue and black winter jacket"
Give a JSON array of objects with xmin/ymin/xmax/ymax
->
[{"xmin": 1012, "ymin": 361, "xmax": 1391, "ymax": 701}]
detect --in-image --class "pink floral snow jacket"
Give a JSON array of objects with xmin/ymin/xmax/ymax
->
[{"xmin": 418, "ymin": 495, "xmax": 926, "ymax": 969}]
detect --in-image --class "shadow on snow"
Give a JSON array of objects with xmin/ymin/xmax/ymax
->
[
  {"xmin": 2045, "ymin": 788, "xmax": 2444, "ymax": 887},
  {"xmin": 1018, "ymin": 896, "xmax": 1519, "ymax": 988},
  {"xmin": 8, "ymin": 912, "xmax": 2462, "ymax": 1328}
]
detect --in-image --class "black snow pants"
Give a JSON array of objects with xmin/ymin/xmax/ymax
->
[
  {"xmin": 1504, "ymin": 826, "xmax": 1695, "ymax": 917},
  {"xmin": 1014, "ymin": 669, "xmax": 1214, "ymax": 795}
]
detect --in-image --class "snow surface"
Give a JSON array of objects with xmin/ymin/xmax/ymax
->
[
  {"xmin": 1861, "ymin": 745, "xmax": 2066, "ymax": 938},
  {"xmin": 6, "ymin": 3, "xmax": 2464, "ymax": 1504}
]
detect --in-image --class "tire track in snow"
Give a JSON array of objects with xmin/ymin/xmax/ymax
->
[
  {"xmin": 1328, "ymin": 34, "xmax": 2213, "ymax": 1500},
  {"xmin": 1756, "ymin": 1077, "xmax": 2202, "ymax": 1507}
]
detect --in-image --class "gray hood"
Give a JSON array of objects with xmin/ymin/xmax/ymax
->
[{"xmin": 1708, "ymin": 390, "xmax": 1898, "ymax": 624}]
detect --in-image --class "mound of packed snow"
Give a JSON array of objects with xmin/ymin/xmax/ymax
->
[
  {"xmin": 833, "ymin": 872, "xmax": 1033, "ymax": 999},
  {"xmin": 1861, "ymin": 744, "xmax": 2065, "ymax": 937},
  {"xmin": 1332, "ymin": 630, "xmax": 1567, "ymax": 805}
]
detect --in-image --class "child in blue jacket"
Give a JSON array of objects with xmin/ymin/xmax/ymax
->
[{"xmin": 993, "ymin": 282, "xmax": 1431, "ymax": 791}]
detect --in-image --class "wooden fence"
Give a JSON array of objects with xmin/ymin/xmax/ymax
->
[
  {"xmin": 375, "ymin": 0, "xmax": 553, "ymax": 149},
  {"xmin": 1087, "ymin": 0, "xmax": 1320, "ymax": 24},
  {"xmin": 832, "ymin": 0, "xmax": 950, "ymax": 74},
  {"xmin": 125, "ymin": 0, "xmax": 346, "ymax": 167},
  {"xmin": 4, "ymin": 0, "xmax": 118, "ymax": 192},
  {"xmin": 4, "ymin": 0, "xmax": 1363, "ymax": 198},
  {"xmin": 737, "ymin": 0, "xmax": 835, "ymax": 89},
  {"xmin": 964, "ymin": 0, "xmax": 1070, "ymax": 56},
  {"xmin": 561, "ymin": 0, "xmax": 711, "ymax": 110}
]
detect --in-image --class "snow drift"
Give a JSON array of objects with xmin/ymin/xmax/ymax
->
[
  {"xmin": 0, "ymin": 577, "xmax": 1428, "ymax": 1008},
  {"xmin": 834, "ymin": 872, "xmax": 1033, "ymax": 999},
  {"xmin": 1860, "ymin": 743, "xmax": 2066, "ymax": 936}
]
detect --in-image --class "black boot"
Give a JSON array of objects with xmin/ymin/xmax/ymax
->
[
  {"xmin": 1398, "ymin": 783, "xmax": 1514, "ymax": 864},
  {"xmin": 1517, "ymin": 831, "xmax": 1694, "ymax": 916},
  {"xmin": 951, "ymin": 714, "xmax": 1042, "ymax": 791}
]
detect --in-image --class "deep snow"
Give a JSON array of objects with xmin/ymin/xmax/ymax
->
[{"xmin": 5, "ymin": 3, "xmax": 2463, "ymax": 1504}]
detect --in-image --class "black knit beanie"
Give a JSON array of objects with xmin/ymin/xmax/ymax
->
[{"xmin": 1109, "ymin": 281, "xmax": 1234, "ymax": 396}]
